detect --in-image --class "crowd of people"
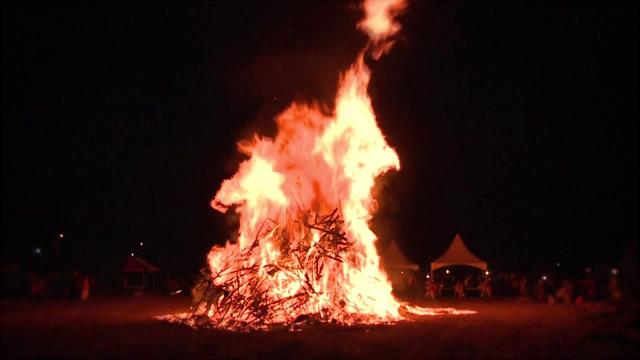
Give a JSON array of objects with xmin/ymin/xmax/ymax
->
[
  {"xmin": 17, "ymin": 265, "xmax": 628, "ymax": 304},
  {"xmin": 424, "ymin": 273, "xmax": 493, "ymax": 300},
  {"xmin": 420, "ymin": 269, "xmax": 625, "ymax": 304},
  {"xmin": 27, "ymin": 270, "xmax": 91, "ymax": 301}
]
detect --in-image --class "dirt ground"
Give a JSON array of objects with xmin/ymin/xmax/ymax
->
[{"xmin": 1, "ymin": 295, "xmax": 638, "ymax": 359}]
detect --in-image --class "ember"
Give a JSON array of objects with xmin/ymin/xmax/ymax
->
[{"xmin": 167, "ymin": 0, "xmax": 475, "ymax": 330}]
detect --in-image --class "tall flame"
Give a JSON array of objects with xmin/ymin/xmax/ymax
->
[
  {"xmin": 178, "ymin": 0, "xmax": 475, "ymax": 329},
  {"xmin": 209, "ymin": 53, "xmax": 401, "ymax": 324}
]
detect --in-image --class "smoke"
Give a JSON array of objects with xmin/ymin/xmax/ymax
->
[{"xmin": 358, "ymin": 0, "xmax": 407, "ymax": 59}]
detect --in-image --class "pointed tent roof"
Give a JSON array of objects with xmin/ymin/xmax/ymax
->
[
  {"xmin": 431, "ymin": 233, "xmax": 487, "ymax": 272},
  {"xmin": 123, "ymin": 256, "xmax": 161, "ymax": 273},
  {"xmin": 383, "ymin": 240, "xmax": 419, "ymax": 271}
]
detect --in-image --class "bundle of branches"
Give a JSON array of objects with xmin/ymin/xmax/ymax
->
[{"xmin": 188, "ymin": 207, "xmax": 357, "ymax": 331}]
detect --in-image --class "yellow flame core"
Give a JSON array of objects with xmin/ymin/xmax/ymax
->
[
  {"xmin": 208, "ymin": 54, "xmax": 401, "ymax": 324},
  {"xmin": 182, "ymin": 0, "xmax": 477, "ymax": 329}
]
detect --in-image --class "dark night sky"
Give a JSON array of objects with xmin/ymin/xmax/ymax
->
[{"xmin": 2, "ymin": 2, "xmax": 637, "ymax": 275}]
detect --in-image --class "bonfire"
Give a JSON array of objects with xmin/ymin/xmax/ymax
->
[{"xmin": 166, "ymin": 0, "xmax": 475, "ymax": 331}]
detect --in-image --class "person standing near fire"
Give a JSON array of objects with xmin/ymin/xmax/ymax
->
[
  {"xmin": 454, "ymin": 280, "xmax": 466, "ymax": 299},
  {"xmin": 80, "ymin": 274, "xmax": 90, "ymax": 301},
  {"xmin": 481, "ymin": 276, "xmax": 493, "ymax": 298},
  {"xmin": 425, "ymin": 277, "xmax": 437, "ymax": 299}
]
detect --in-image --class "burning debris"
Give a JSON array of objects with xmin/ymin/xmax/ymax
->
[
  {"xmin": 183, "ymin": 207, "xmax": 475, "ymax": 332},
  {"xmin": 188, "ymin": 207, "xmax": 377, "ymax": 331},
  {"xmin": 163, "ymin": 0, "xmax": 476, "ymax": 330}
]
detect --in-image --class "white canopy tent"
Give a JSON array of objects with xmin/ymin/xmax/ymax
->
[
  {"xmin": 381, "ymin": 239, "xmax": 419, "ymax": 293},
  {"xmin": 382, "ymin": 239, "xmax": 419, "ymax": 271},
  {"xmin": 430, "ymin": 233, "xmax": 487, "ymax": 273}
]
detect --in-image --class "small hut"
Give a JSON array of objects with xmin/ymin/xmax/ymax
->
[{"xmin": 122, "ymin": 256, "xmax": 161, "ymax": 294}]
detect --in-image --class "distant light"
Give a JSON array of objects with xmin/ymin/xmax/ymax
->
[
  {"xmin": 130, "ymin": 253, "xmax": 135, "ymax": 257},
  {"xmin": 542, "ymin": 275, "xmax": 548, "ymax": 281},
  {"xmin": 425, "ymin": 274, "xmax": 430, "ymax": 279},
  {"xmin": 400, "ymin": 271, "xmax": 404, "ymax": 274},
  {"xmin": 556, "ymin": 262, "xmax": 560, "ymax": 267},
  {"xmin": 445, "ymin": 269, "xmax": 450, "ymax": 274},
  {"xmin": 585, "ymin": 267, "xmax": 591, "ymax": 273},
  {"xmin": 139, "ymin": 242, "xmax": 144, "ymax": 246},
  {"xmin": 485, "ymin": 270, "xmax": 490, "ymax": 275},
  {"xmin": 611, "ymin": 268, "xmax": 618, "ymax": 275},
  {"xmin": 34, "ymin": 247, "xmax": 42, "ymax": 255},
  {"xmin": 58, "ymin": 233, "xmax": 64, "ymax": 239}
]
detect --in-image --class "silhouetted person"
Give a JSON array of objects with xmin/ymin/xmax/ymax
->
[
  {"xmin": 425, "ymin": 278, "xmax": 437, "ymax": 299},
  {"xmin": 80, "ymin": 275, "xmax": 90, "ymax": 301},
  {"xmin": 535, "ymin": 278, "xmax": 546, "ymax": 301},
  {"xmin": 464, "ymin": 275, "xmax": 472, "ymax": 288},
  {"xmin": 519, "ymin": 276, "xmax": 528, "ymax": 298},
  {"xmin": 29, "ymin": 272, "xmax": 46, "ymax": 301},
  {"xmin": 609, "ymin": 274, "xmax": 622, "ymax": 300},
  {"xmin": 454, "ymin": 280, "xmax": 466, "ymax": 299},
  {"xmin": 555, "ymin": 280, "xmax": 573, "ymax": 304},
  {"xmin": 480, "ymin": 276, "xmax": 493, "ymax": 299}
]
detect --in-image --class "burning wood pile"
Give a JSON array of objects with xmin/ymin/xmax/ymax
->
[
  {"xmin": 188, "ymin": 208, "xmax": 364, "ymax": 331},
  {"xmin": 162, "ymin": 0, "xmax": 476, "ymax": 331}
]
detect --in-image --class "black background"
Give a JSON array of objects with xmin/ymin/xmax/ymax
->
[{"xmin": 2, "ymin": 1, "xmax": 637, "ymax": 276}]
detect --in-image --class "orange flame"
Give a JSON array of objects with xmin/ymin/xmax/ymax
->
[
  {"xmin": 208, "ymin": 54, "xmax": 401, "ymax": 324},
  {"xmin": 177, "ymin": 0, "xmax": 476, "ymax": 329},
  {"xmin": 358, "ymin": 0, "xmax": 407, "ymax": 59}
]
